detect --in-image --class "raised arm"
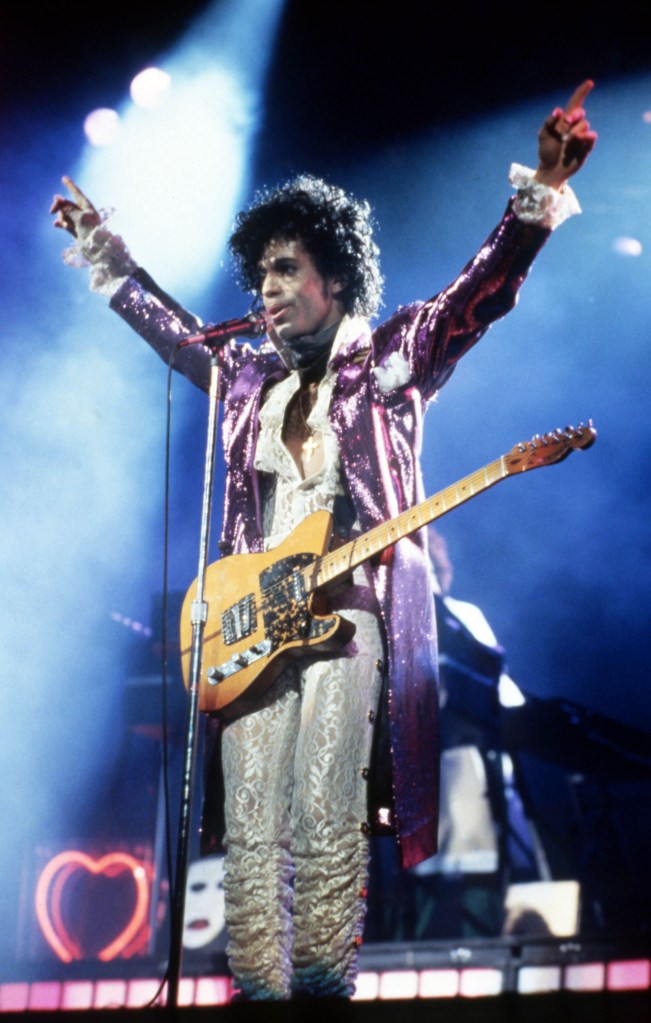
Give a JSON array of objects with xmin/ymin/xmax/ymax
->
[
  {"xmin": 50, "ymin": 176, "xmax": 215, "ymax": 390},
  {"xmin": 373, "ymin": 81, "xmax": 597, "ymax": 396}
]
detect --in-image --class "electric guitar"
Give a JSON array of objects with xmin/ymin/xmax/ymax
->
[{"xmin": 180, "ymin": 421, "xmax": 596, "ymax": 719}]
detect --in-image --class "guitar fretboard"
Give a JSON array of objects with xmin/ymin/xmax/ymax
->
[{"xmin": 301, "ymin": 454, "xmax": 509, "ymax": 592}]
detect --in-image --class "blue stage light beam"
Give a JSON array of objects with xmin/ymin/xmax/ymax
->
[
  {"xmin": 0, "ymin": 0, "xmax": 286, "ymax": 969},
  {"xmin": 79, "ymin": 0, "xmax": 286, "ymax": 299}
]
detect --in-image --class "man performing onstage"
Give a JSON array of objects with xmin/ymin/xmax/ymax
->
[{"xmin": 51, "ymin": 81, "xmax": 596, "ymax": 1000}]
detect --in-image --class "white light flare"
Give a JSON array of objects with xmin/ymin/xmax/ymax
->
[
  {"xmin": 83, "ymin": 108, "xmax": 121, "ymax": 147},
  {"xmin": 612, "ymin": 235, "xmax": 643, "ymax": 256},
  {"xmin": 130, "ymin": 67, "xmax": 172, "ymax": 109}
]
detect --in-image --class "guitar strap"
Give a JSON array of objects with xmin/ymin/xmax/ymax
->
[{"xmin": 332, "ymin": 490, "xmax": 358, "ymax": 543}]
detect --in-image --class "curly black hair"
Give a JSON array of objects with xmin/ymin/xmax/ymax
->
[{"xmin": 228, "ymin": 174, "xmax": 384, "ymax": 319}]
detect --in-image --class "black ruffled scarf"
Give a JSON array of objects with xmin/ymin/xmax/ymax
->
[{"xmin": 276, "ymin": 319, "xmax": 341, "ymax": 382}]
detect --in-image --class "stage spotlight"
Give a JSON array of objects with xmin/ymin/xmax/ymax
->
[
  {"xmin": 83, "ymin": 108, "xmax": 121, "ymax": 147},
  {"xmin": 130, "ymin": 67, "xmax": 172, "ymax": 110}
]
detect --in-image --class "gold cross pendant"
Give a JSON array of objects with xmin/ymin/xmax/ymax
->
[{"xmin": 302, "ymin": 434, "xmax": 319, "ymax": 460}]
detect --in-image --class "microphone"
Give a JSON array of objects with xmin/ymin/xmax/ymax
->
[{"xmin": 179, "ymin": 312, "xmax": 268, "ymax": 349}]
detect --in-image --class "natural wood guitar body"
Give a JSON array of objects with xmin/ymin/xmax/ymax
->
[
  {"xmin": 180, "ymin": 510, "xmax": 355, "ymax": 718},
  {"xmin": 180, "ymin": 422, "xmax": 597, "ymax": 719}
]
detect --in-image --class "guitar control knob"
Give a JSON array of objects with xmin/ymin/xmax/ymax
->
[{"xmin": 207, "ymin": 666, "xmax": 225, "ymax": 685}]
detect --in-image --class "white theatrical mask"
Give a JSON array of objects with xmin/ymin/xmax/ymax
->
[{"xmin": 182, "ymin": 855, "xmax": 226, "ymax": 949}]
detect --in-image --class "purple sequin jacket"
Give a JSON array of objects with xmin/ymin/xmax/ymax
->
[{"xmin": 111, "ymin": 201, "xmax": 549, "ymax": 868}]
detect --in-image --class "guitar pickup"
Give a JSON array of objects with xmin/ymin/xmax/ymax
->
[
  {"xmin": 222, "ymin": 593, "xmax": 257, "ymax": 645},
  {"xmin": 291, "ymin": 569, "xmax": 303, "ymax": 602},
  {"xmin": 206, "ymin": 639, "xmax": 272, "ymax": 685}
]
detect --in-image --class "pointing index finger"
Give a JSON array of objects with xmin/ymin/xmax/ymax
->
[
  {"xmin": 62, "ymin": 175, "xmax": 92, "ymax": 209},
  {"xmin": 564, "ymin": 79, "xmax": 594, "ymax": 116}
]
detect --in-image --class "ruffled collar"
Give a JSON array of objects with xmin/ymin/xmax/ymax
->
[{"xmin": 254, "ymin": 314, "xmax": 371, "ymax": 481}]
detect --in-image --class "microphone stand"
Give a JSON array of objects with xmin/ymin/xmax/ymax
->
[{"xmin": 166, "ymin": 344, "xmax": 224, "ymax": 1009}]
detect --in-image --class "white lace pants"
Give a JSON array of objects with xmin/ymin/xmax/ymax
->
[{"xmin": 221, "ymin": 604, "xmax": 384, "ymax": 1000}]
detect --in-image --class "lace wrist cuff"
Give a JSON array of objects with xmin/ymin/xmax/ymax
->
[
  {"xmin": 61, "ymin": 214, "xmax": 138, "ymax": 298},
  {"xmin": 509, "ymin": 163, "xmax": 581, "ymax": 230}
]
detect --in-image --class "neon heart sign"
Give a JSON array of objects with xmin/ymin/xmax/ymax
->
[{"xmin": 34, "ymin": 850, "xmax": 151, "ymax": 962}]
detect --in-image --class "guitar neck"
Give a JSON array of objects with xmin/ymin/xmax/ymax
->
[{"xmin": 304, "ymin": 454, "xmax": 509, "ymax": 592}]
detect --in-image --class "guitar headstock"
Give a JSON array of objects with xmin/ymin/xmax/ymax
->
[{"xmin": 505, "ymin": 420, "xmax": 597, "ymax": 473}]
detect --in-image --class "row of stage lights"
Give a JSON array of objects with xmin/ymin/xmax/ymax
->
[{"xmin": 1, "ymin": 958, "xmax": 650, "ymax": 1012}]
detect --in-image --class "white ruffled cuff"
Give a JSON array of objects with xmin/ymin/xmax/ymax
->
[
  {"xmin": 61, "ymin": 212, "xmax": 137, "ymax": 298},
  {"xmin": 509, "ymin": 163, "xmax": 581, "ymax": 230}
]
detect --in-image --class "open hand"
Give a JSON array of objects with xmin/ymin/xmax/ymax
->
[{"xmin": 535, "ymin": 80, "xmax": 597, "ymax": 190}]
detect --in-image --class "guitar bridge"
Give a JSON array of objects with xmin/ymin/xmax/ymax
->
[{"xmin": 222, "ymin": 593, "xmax": 257, "ymax": 645}]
